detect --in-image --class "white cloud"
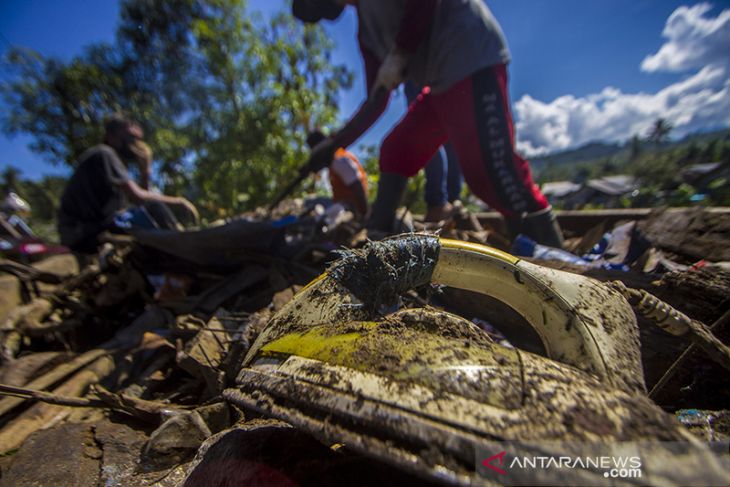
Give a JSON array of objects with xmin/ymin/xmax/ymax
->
[
  {"xmin": 515, "ymin": 3, "xmax": 730, "ymax": 157},
  {"xmin": 641, "ymin": 3, "xmax": 730, "ymax": 72}
]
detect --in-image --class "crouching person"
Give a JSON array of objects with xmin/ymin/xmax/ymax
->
[{"xmin": 58, "ymin": 114, "xmax": 198, "ymax": 256}]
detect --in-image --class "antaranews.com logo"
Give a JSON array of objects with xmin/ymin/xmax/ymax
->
[
  {"xmin": 475, "ymin": 441, "xmax": 730, "ymax": 486},
  {"xmin": 482, "ymin": 450, "xmax": 641, "ymax": 480}
]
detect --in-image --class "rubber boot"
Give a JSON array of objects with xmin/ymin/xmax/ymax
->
[
  {"xmin": 367, "ymin": 172, "xmax": 408, "ymax": 234},
  {"xmin": 522, "ymin": 206, "xmax": 565, "ymax": 249},
  {"xmin": 506, "ymin": 206, "xmax": 565, "ymax": 249}
]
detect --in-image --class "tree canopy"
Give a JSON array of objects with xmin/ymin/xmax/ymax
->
[{"xmin": 1, "ymin": 0, "xmax": 353, "ymax": 218}]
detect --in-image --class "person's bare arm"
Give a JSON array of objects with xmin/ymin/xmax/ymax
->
[
  {"xmin": 120, "ymin": 180, "xmax": 199, "ymax": 223},
  {"xmin": 120, "ymin": 140, "xmax": 199, "ymax": 223},
  {"xmin": 335, "ymin": 44, "xmax": 391, "ymax": 149}
]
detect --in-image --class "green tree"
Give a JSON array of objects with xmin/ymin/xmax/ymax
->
[
  {"xmin": 21, "ymin": 176, "xmax": 68, "ymax": 221},
  {"xmin": 115, "ymin": 0, "xmax": 207, "ymax": 190},
  {"xmin": 1, "ymin": 166, "xmax": 22, "ymax": 193},
  {"xmin": 187, "ymin": 5, "xmax": 352, "ymax": 215},
  {"xmin": 646, "ymin": 118, "xmax": 673, "ymax": 149},
  {"xmin": 1, "ymin": 0, "xmax": 352, "ymax": 219},
  {"xmin": 0, "ymin": 47, "xmax": 121, "ymax": 166}
]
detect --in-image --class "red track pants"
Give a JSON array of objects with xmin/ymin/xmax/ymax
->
[{"xmin": 380, "ymin": 64, "xmax": 548, "ymax": 217}]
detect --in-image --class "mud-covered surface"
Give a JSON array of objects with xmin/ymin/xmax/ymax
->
[
  {"xmin": 2, "ymin": 209, "xmax": 730, "ymax": 485},
  {"xmin": 328, "ymin": 234, "xmax": 440, "ymax": 312},
  {"xmin": 516, "ymin": 353, "xmax": 691, "ymax": 442},
  {"xmin": 255, "ymin": 308, "xmax": 523, "ymax": 408},
  {"xmin": 237, "ymin": 306, "xmax": 689, "ymax": 443},
  {"xmin": 569, "ymin": 276, "xmax": 647, "ymax": 394},
  {"xmin": 537, "ymin": 259, "xmax": 730, "ymax": 409},
  {"xmin": 638, "ymin": 207, "xmax": 730, "ymax": 262},
  {"xmin": 226, "ymin": 320, "xmax": 723, "ymax": 485},
  {"xmin": 0, "ymin": 423, "xmax": 102, "ymax": 487}
]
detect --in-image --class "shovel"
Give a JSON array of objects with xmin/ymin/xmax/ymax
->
[{"xmin": 268, "ymin": 88, "xmax": 388, "ymax": 214}]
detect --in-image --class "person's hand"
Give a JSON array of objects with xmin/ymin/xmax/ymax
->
[
  {"xmin": 129, "ymin": 140, "xmax": 152, "ymax": 165},
  {"xmin": 129, "ymin": 139, "xmax": 153, "ymax": 176},
  {"xmin": 128, "ymin": 140, "xmax": 153, "ymax": 189},
  {"xmin": 306, "ymin": 137, "xmax": 337, "ymax": 174},
  {"xmin": 371, "ymin": 48, "xmax": 408, "ymax": 97},
  {"xmin": 175, "ymin": 197, "xmax": 199, "ymax": 225}
]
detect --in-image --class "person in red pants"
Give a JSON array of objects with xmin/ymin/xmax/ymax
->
[{"xmin": 293, "ymin": 0, "xmax": 563, "ymax": 247}]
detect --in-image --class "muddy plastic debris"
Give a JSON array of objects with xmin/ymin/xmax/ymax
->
[
  {"xmin": 0, "ymin": 207, "xmax": 729, "ymax": 485},
  {"xmin": 226, "ymin": 235, "xmax": 730, "ymax": 485},
  {"xmin": 676, "ymin": 409, "xmax": 730, "ymax": 442}
]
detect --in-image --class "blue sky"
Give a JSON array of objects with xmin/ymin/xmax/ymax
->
[{"xmin": 1, "ymin": 0, "xmax": 729, "ymax": 180}]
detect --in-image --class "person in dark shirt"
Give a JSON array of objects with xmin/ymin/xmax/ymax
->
[
  {"xmin": 293, "ymin": 0, "xmax": 564, "ymax": 248},
  {"xmin": 58, "ymin": 114, "xmax": 198, "ymax": 254}
]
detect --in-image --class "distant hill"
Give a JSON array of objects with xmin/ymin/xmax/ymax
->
[
  {"xmin": 531, "ymin": 141, "xmax": 623, "ymax": 173},
  {"xmin": 530, "ymin": 128, "xmax": 730, "ymax": 181},
  {"xmin": 675, "ymin": 127, "xmax": 730, "ymax": 146}
]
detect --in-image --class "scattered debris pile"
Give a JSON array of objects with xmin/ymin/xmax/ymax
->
[{"xmin": 0, "ymin": 203, "xmax": 728, "ymax": 485}]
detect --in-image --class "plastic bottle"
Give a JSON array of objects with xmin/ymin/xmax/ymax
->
[{"xmin": 511, "ymin": 234, "xmax": 590, "ymax": 265}]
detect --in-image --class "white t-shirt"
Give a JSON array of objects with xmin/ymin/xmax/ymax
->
[{"xmin": 331, "ymin": 156, "xmax": 361, "ymax": 186}]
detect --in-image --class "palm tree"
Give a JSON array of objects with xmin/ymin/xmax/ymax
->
[
  {"xmin": 629, "ymin": 134, "xmax": 642, "ymax": 161},
  {"xmin": 1, "ymin": 166, "xmax": 22, "ymax": 193},
  {"xmin": 647, "ymin": 118, "xmax": 673, "ymax": 149}
]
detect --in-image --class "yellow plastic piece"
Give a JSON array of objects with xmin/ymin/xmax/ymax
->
[
  {"xmin": 439, "ymin": 238, "xmax": 520, "ymax": 265},
  {"xmin": 261, "ymin": 325, "xmax": 371, "ymax": 362}
]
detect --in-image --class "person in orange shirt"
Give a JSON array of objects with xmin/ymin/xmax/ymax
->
[{"xmin": 306, "ymin": 130, "xmax": 369, "ymax": 218}]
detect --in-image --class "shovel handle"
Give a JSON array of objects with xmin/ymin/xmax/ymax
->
[{"xmin": 268, "ymin": 88, "xmax": 389, "ymax": 214}]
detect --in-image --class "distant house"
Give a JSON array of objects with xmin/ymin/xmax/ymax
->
[
  {"xmin": 565, "ymin": 175, "xmax": 637, "ymax": 209},
  {"xmin": 540, "ymin": 181, "xmax": 581, "ymax": 206},
  {"xmin": 682, "ymin": 162, "xmax": 727, "ymax": 188}
]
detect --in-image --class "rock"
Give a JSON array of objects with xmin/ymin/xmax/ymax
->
[
  {"xmin": 94, "ymin": 420, "xmax": 148, "ymax": 487},
  {"xmin": 195, "ymin": 402, "xmax": 231, "ymax": 435},
  {"xmin": 143, "ymin": 410, "xmax": 212, "ymax": 468},
  {"xmin": 142, "ymin": 404, "xmax": 230, "ymax": 470},
  {"xmin": 0, "ymin": 423, "xmax": 100, "ymax": 487}
]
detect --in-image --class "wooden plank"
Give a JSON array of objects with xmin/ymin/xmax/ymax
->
[
  {"xmin": 474, "ymin": 207, "xmax": 730, "ymax": 237},
  {"xmin": 0, "ymin": 355, "xmax": 115, "ymax": 453},
  {"xmin": 0, "ymin": 349, "xmax": 109, "ymax": 419},
  {"xmin": 0, "ymin": 254, "xmax": 79, "ymax": 323},
  {"xmin": 0, "ymin": 306, "xmax": 171, "ymax": 418}
]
